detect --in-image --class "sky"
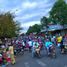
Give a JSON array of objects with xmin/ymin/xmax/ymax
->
[{"xmin": 0, "ymin": 0, "xmax": 60, "ymax": 33}]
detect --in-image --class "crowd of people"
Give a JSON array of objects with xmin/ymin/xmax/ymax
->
[
  {"xmin": 0, "ymin": 33, "xmax": 67, "ymax": 67},
  {"xmin": 14, "ymin": 33, "xmax": 67, "ymax": 57},
  {"xmin": 0, "ymin": 38, "xmax": 16, "ymax": 67}
]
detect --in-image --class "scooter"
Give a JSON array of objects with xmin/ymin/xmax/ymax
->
[
  {"xmin": 64, "ymin": 42, "xmax": 67, "ymax": 54},
  {"xmin": 48, "ymin": 45, "xmax": 56, "ymax": 58},
  {"xmin": 34, "ymin": 47, "xmax": 41, "ymax": 58},
  {"xmin": 14, "ymin": 47, "xmax": 24, "ymax": 56}
]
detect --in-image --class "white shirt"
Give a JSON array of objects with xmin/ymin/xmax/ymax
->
[
  {"xmin": 22, "ymin": 42, "xmax": 25, "ymax": 46},
  {"xmin": 28, "ymin": 41, "xmax": 32, "ymax": 46}
]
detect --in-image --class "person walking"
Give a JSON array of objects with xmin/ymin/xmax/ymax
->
[{"xmin": 9, "ymin": 44, "xmax": 15, "ymax": 65}]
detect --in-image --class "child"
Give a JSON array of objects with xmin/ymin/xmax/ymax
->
[{"xmin": 9, "ymin": 45, "xmax": 16, "ymax": 64}]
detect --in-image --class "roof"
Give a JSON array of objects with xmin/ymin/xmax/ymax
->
[
  {"xmin": 48, "ymin": 24, "xmax": 63, "ymax": 31},
  {"xmin": 41, "ymin": 24, "xmax": 67, "ymax": 32}
]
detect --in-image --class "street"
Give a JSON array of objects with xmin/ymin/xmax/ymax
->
[
  {"xmin": 8, "ymin": 48, "xmax": 67, "ymax": 67},
  {"xmin": 0, "ymin": 0, "xmax": 67, "ymax": 67}
]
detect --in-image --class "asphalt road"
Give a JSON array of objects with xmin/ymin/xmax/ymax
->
[{"xmin": 8, "ymin": 48, "xmax": 67, "ymax": 67}]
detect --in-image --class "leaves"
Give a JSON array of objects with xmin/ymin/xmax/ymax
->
[
  {"xmin": 0, "ymin": 12, "xmax": 20, "ymax": 38},
  {"xmin": 26, "ymin": 24, "xmax": 41, "ymax": 34},
  {"xmin": 40, "ymin": 16, "xmax": 51, "ymax": 29},
  {"xmin": 50, "ymin": 0, "xmax": 67, "ymax": 25}
]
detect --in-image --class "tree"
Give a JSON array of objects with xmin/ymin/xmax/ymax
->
[
  {"xmin": 50, "ymin": 0, "xmax": 67, "ymax": 25},
  {"xmin": 41, "ymin": 16, "xmax": 48, "ymax": 27},
  {"xmin": 0, "ymin": 12, "xmax": 21, "ymax": 38},
  {"xmin": 40, "ymin": 16, "xmax": 51, "ymax": 30},
  {"xmin": 26, "ymin": 24, "xmax": 41, "ymax": 34}
]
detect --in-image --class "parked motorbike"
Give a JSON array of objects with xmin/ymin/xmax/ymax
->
[
  {"xmin": 64, "ymin": 42, "xmax": 67, "ymax": 54},
  {"xmin": 14, "ymin": 47, "xmax": 24, "ymax": 56}
]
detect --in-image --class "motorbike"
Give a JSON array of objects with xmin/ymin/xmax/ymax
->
[
  {"xmin": 34, "ymin": 47, "xmax": 41, "ymax": 58},
  {"xmin": 39, "ymin": 42, "xmax": 43, "ymax": 50},
  {"xmin": 64, "ymin": 42, "xmax": 67, "ymax": 54},
  {"xmin": 14, "ymin": 46, "xmax": 24, "ymax": 56},
  {"xmin": 48, "ymin": 45, "xmax": 56, "ymax": 58}
]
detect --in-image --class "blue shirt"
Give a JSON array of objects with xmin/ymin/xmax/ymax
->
[{"xmin": 45, "ymin": 41, "xmax": 53, "ymax": 47}]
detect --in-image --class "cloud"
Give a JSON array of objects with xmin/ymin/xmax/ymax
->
[
  {"xmin": 22, "ymin": 1, "xmax": 37, "ymax": 9},
  {"xmin": 21, "ymin": 21, "xmax": 40, "ymax": 27},
  {"xmin": 20, "ymin": 21, "xmax": 40, "ymax": 33},
  {"xmin": 0, "ymin": 0, "xmax": 56, "ymax": 33},
  {"xmin": 14, "ymin": 7, "xmax": 51, "ymax": 23},
  {"xmin": 65, "ymin": 0, "xmax": 67, "ymax": 3},
  {"xmin": 15, "ymin": 12, "xmax": 44, "ymax": 21},
  {"xmin": 15, "ymin": 0, "xmax": 54, "ymax": 20},
  {"xmin": 10, "ymin": 6, "xmax": 22, "ymax": 14}
]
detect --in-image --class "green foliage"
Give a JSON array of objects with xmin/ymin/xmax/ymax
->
[
  {"xmin": 40, "ymin": 16, "xmax": 51, "ymax": 28},
  {"xmin": 0, "ymin": 12, "xmax": 20, "ymax": 38},
  {"xmin": 41, "ymin": 17, "xmax": 47, "ymax": 27},
  {"xmin": 50, "ymin": 0, "xmax": 67, "ymax": 25},
  {"xmin": 26, "ymin": 24, "xmax": 41, "ymax": 34}
]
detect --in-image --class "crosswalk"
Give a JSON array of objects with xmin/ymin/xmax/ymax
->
[
  {"xmin": 24, "ymin": 62, "xmax": 30, "ymax": 67},
  {"xmin": 24, "ymin": 60, "xmax": 47, "ymax": 67},
  {"xmin": 24, "ymin": 59, "xmax": 67, "ymax": 67},
  {"xmin": 64, "ymin": 65, "xmax": 67, "ymax": 67},
  {"xmin": 8, "ymin": 49, "xmax": 67, "ymax": 67},
  {"xmin": 36, "ymin": 60, "xmax": 46, "ymax": 67}
]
